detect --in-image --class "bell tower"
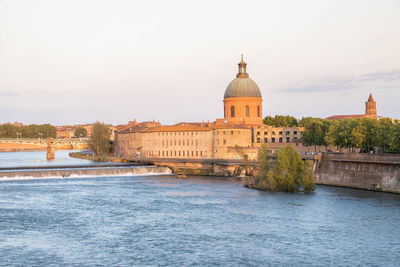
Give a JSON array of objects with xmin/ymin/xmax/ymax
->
[{"xmin": 365, "ymin": 93, "xmax": 377, "ymax": 119}]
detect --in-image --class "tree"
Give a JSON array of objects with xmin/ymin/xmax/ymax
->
[
  {"xmin": 389, "ymin": 123, "xmax": 400, "ymax": 153},
  {"xmin": 0, "ymin": 123, "xmax": 55, "ymax": 138},
  {"xmin": 376, "ymin": 118, "xmax": 393, "ymax": 153},
  {"xmin": 88, "ymin": 122, "xmax": 111, "ymax": 156},
  {"xmin": 263, "ymin": 115, "xmax": 298, "ymax": 127},
  {"xmin": 246, "ymin": 145, "xmax": 315, "ymax": 193},
  {"xmin": 302, "ymin": 118, "xmax": 331, "ymax": 150},
  {"xmin": 0, "ymin": 123, "xmax": 17, "ymax": 138},
  {"xmin": 74, "ymin": 127, "xmax": 88, "ymax": 138}
]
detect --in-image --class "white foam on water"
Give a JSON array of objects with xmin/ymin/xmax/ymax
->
[{"xmin": 0, "ymin": 168, "xmax": 172, "ymax": 182}]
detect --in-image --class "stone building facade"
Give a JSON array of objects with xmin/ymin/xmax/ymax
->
[{"xmin": 115, "ymin": 56, "xmax": 305, "ymax": 161}]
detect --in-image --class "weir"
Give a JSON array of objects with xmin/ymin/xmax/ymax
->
[{"xmin": 0, "ymin": 165, "xmax": 172, "ymax": 179}]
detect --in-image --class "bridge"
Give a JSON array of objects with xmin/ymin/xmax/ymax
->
[{"xmin": 0, "ymin": 138, "xmax": 89, "ymax": 152}]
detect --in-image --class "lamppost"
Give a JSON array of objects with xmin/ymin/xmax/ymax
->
[{"xmin": 39, "ymin": 132, "xmax": 43, "ymax": 142}]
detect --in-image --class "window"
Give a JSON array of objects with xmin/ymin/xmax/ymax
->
[
  {"xmin": 183, "ymin": 151, "xmax": 185, "ymax": 156},
  {"xmin": 179, "ymin": 151, "xmax": 181, "ymax": 156},
  {"xmin": 257, "ymin": 105, "xmax": 260, "ymax": 117},
  {"xmin": 257, "ymin": 131, "xmax": 260, "ymax": 135},
  {"xmin": 264, "ymin": 131, "xmax": 268, "ymax": 135},
  {"xmin": 272, "ymin": 131, "xmax": 276, "ymax": 135},
  {"xmin": 257, "ymin": 138, "xmax": 261, "ymax": 143},
  {"xmin": 223, "ymin": 139, "xmax": 226, "ymax": 145},
  {"xmin": 196, "ymin": 151, "xmax": 198, "ymax": 156},
  {"xmin": 264, "ymin": 138, "xmax": 268, "ymax": 143},
  {"xmin": 271, "ymin": 137, "xmax": 275, "ymax": 143},
  {"xmin": 191, "ymin": 151, "xmax": 194, "ymax": 156},
  {"xmin": 279, "ymin": 131, "xmax": 283, "ymax": 135},
  {"xmin": 246, "ymin": 105, "xmax": 250, "ymax": 117},
  {"xmin": 294, "ymin": 131, "xmax": 297, "ymax": 135},
  {"xmin": 286, "ymin": 137, "xmax": 290, "ymax": 143},
  {"xmin": 223, "ymin": 131, "xmax": 226, "ymax": 135},
  {"xmin": 231, "ymin": 131, "xmax": 234, "ymax": 135},
  {"xmin": 286, "ymin": 131, "xmax": 290, "ymax": 135},
  {"xmin": 200, "ymin": 151, "xmax": 203, "ymax": 157},
  {"xmin": 279, "ymin": 137, "xmax": 283, "ymax": 143},
  {"xmin": 231, "ymin": 106, "xmax": 235, "ymax": 118}
]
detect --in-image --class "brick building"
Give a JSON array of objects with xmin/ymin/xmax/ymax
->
[
  {"xmin": 326, "ymin": 94, "xmax": 378, "ymax": 120},
  {"xmin": 115, "ymin": 56, "xmax": 306, "ymax": 160}
]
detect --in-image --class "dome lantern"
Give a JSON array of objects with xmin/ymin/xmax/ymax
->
[{"xmin": 237, "ymin": 54, "xmax": 249, "ymax": 78}]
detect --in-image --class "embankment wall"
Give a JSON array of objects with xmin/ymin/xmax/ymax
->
[{"xmin": 315, "ymin": 153, "xmax": 400, "ymax": 193}]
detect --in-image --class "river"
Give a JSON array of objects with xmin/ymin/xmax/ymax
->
[
  {"xmin": 0, "ymin": 150, "xmax": 108, "ymax": 168},
  {"xmin": 0, "ymin": 152, "xmax": 399, "ymax": 266}
]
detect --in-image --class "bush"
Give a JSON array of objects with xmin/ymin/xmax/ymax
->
[{"xmin": 248, "ymin": 145, "xmax": 315, "ymax": 193}]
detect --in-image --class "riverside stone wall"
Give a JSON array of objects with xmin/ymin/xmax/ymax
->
[{"xmin": 315, "ymin": 153, "xmax": 400, "ymax": 193}]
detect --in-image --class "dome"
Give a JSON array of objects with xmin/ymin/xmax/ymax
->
[{"xmin": 224, "ymin": 78, "xmax": 262, "ymax": 98}]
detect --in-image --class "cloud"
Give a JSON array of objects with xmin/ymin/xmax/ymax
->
[
  {"xmin": 278, "ymin": 69, "xmax": 400, "ymax": 93},
  {"xmin": 0, "ymin": 91, "xmax": 19, "ymax": 97},
  {"xmin": 358, "ymin": 70, "xmax": 400, "ymax": 82}
]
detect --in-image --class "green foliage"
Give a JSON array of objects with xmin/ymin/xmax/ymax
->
[
  {"xmin": 263, "ymin": 115, "xmax": 298, "ymax": 127},
  {"xmin": 376, "ymin": 118, "xmax": 393, "ymax": 153},
  {"xmin": 302, "ymin": 118, "xmax": 331, "ymax": 147},
  {"xmin": 0, "ymin": 123, "xmax": 56, "ymax": 138},
  {"xmin": 88, "ymin": 122, "xmax": 111, "ymax": 156},
  {"xmin": 249, "ymin": 145, "xmax": 315, "ymax": 193},
  {"xmin": 298, "ymin": 117, "xmax": 399, "ymax": 154},
  {"xmin": 74, "ymin": 127, "xmax": 88, "ymax": 138},
  {"xmin": 389, "ymin": 123, "xmax": 400, "ymax": 153}
]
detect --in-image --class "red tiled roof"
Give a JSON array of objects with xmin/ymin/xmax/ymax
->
[{"xmin": 325, "ymin": 114, "xmax": 365, "ymax": 120}]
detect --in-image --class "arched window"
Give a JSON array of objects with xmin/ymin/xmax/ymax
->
[
  {"xmin": 257, "ymin": 105, "xmax": 260, "ymax": 117},
  {"xmin": 245, "ymin": 105, "xmax": 250, "ymax": 117},
  {"xmin": 231, "ymin": 106, "xmax": 235, "ymax": 118}
]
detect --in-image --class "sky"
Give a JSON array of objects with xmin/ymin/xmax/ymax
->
[{"xmin": 0, "ymin": 0, "xmax": 399, "ymax": 126}]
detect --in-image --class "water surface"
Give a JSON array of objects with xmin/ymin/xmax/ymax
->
[
  {"xmin": 0, "ymin": 175, "xmax": 399, "ymax": 266},
  {"xmin": 0, "ymin": 150, "xmax": 106, "ymax": 168}
]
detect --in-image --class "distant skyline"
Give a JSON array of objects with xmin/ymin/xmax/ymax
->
[{"xmin": 1, "ymin": 0, "xmax": 399, "ymax": 125}]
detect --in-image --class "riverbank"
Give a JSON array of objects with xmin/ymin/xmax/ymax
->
[{"xmin": 69, "ymin": 152, "xmax": 131, "ymax": 163}]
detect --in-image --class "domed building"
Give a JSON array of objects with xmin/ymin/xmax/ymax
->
[{"xmin": 223, "ymin": 55, "xmax": 263, "ymax": 125}]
